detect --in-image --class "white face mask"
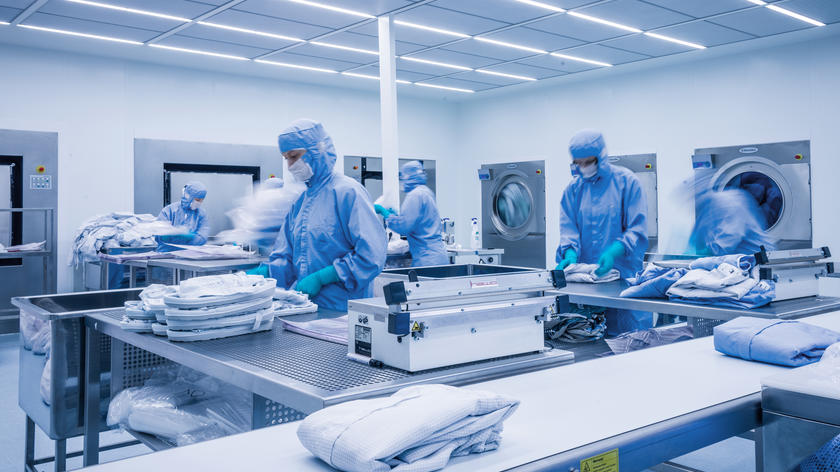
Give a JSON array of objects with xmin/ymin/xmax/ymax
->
[
  {"xmin": 190, "ymin": 200, "xmax": 202, "ymax": 210},
  {"xmin": 288, "ymin": 159, "xmax": 314, "ymax": 182},
  {"xmin": 579, "ymin": 163, "xmax": 598, "ymax": 178}
]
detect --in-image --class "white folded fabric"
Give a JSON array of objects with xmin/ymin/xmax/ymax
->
[
  {"xmin": 666, "ymin": 263, "xmax": 757, "ymax": 300},
  {"xmin": 564, "ymin": 263, "xmax": 620, "ymax": 283},
  {"xmin": 297, "ymin": 384, "xmax": 519, "ymax": 472}
]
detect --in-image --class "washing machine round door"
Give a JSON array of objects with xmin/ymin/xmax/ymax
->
[
  {"xmin": 711, "ymin": 156, "xmax": 792, "ymax": 238},
  {"xmin": 490, "ymin": 172, "xmax": 535, "ymax": 241}
]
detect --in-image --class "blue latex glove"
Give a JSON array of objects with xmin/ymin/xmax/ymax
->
[
  {"xmin": 295, "ymin": 265, "xmax": 340, "ymax": 297},
  {"xmin": 374, "ymin": 204, "xmax": 394, "ymax": 219},
  {"xmin": 596, "ymin": 242, "xmax": 625, "ymax": 277},
  {"xmin": 556, "ymin": 249, "xmax": 578, "ymax": 270},
  {"xmin": 246, "ymin": 264, "xmax": 270, "ymax": 277}
]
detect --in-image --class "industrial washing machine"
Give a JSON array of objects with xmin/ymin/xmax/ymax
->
[
  {"xmin": 478, "ymin": 160, "xmax": 546, "ymax": 269},
  {"xmin": 692, "ymin": 140, "xmax": 812, "ymax": 249},
  {"xmin": 609, "ymin": 153, "xmax": 658, "ymax": 254}
]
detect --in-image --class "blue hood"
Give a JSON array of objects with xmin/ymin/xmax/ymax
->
[
  {"xmin": 278, "ymin": 119, "xmax": 337, "ymax": 188},
  {"xmin": 569, "ymin": 129, "xmax": 611, "ymax": 181},
  {"xmin": 399, "ymin": 160, "xmax": 427, "ymax": 193},
  {"xmin": 180, "ymin": 181, "xmax": 207, "ymax": 210}
]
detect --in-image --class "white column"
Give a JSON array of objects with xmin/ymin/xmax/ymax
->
[{"xmin": 378, "ymin": 15, "xmax": 400, "ymax": 209}]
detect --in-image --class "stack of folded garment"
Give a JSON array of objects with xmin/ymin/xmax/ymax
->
[
  {"xmin": 274, "ymin": 288, "xmax": 317, "ymax": 316},
  {"xmin": 162, "ymin": 273, "xmax": 277, "ymax": 342},
  {"xmin": 107, "ymin": 366, "xmax": 251, "ymax": 447},
  {"xmin": 280, "ymin": 315, "xmax": 347, "ymax": 345},
  {"xmin": 297, "ymin": 384, "xmax": 519, "ymax": 472},
  {"xmin": 713, "ymin": 317, "xmax": 840, "ymax": 366},
  {"xmin": 564, "ymin": 263, "xmax": 620, "ymax": 283},
  {"xmin": 70, "ymin": 212, "xmax": 160, "ymax": 266},
  {"xmin": 120, "ymin": 285, "xmax": 177, "ymax": 334},
  {"xmin": 620, "ymin": 255, "xmax": 775, "ymax": 309}
]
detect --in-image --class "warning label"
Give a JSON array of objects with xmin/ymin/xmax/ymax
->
[
  {"xmin": 411, "ymin": 321, "xmax": 422, "ymax": 332},
  {"xmin": 580, "ymin": 449, "xmax": 618, "ymax": 472}
]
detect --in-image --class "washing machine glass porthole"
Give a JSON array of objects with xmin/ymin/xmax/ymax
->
[
  {"xmin": 493, "ymin": 181, "xmax": 532, "ymax": 229},
  {"xmin": 723, "ymin": 171, "xmax": 784, "ymax": 230}
]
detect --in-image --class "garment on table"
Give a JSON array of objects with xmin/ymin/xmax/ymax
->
[
  {"xmin": 689, "ymin": 254, "xmax": 757, "ymax": 271},
  {"xmin": 713, "ymin": 317, "xmax": 840, "ymax": 367},
  {"xmin": 668, "ymin": 279, "xmax": 774, "ymax": 310},
  {"xmin": 606, "ymin": 326, "xmax": 695, "ymax": 354},
  {"xmin": 620, "ymin": 266, "xmax": 688, "ymax": 299},
  {"xmin": 666, "ymin": 263, "xmax": 754, "ymax": 296},
  {"xmin": 70, "ymin": 212, "xmax": 159, "ymax": 267},
  {"xmin": 267, "ymin": 119, "xmax": 386, "ymax": 311},
  {"xmin": 563, "ymin": 263, "xmax": 620, "ymax": 283},
  {"xmin": 297, "ymin": 384, "xmax": 519, "ymax": 472}
]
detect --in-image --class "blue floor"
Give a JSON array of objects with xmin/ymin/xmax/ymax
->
[{"xmin": 0, "ymin": 332, "xmax": 755, "ymax": 471}]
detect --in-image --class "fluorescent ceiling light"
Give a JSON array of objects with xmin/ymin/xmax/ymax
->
[
  {"xmin": 567, "ymin": 11, "xmax": 642, "ymax": 33},
  {"xmin": 286, "ymin": 0, "xmax": 373, "ymax": 19},
  {"xmin": 341, "ymin": 72, "xmax": 412, "ymax": 84},
  {"xmin": 400, "ymin": 56, "xmax": 472, "ymax": 71},
  {"xmin": 394, "ymin": 20, "xmax": 470, "ymax": 38},
  {"xmin": 643, "ymin": 32, "xmax": 706, "ymax": 49},
  {"xmin": 474, "ymin": 37, "xmax": 547, "ymax": 54},
  {"xmin": 476, "ymin": 69, "xmax": 537, "ymax": 81},
  {"xmin": 747, "ymin": 0, "xmax": 766, "ymax": 5},
  {"xmin": 311, "ymin": 41, "xmax": 378, "ymax": 55},
  {"xmin": 415, "ymin": 83, "xmax": 474, "ymax": 93},
  {"xmin": 197, "ymin": 22, "xmax": 304, "ymax": 42},
  {"xmin": 149, "ymin": 44, "xmax": 249, "ymax": 60},
  {"xmin": 17, "ymin": 24, "xmax": 142, "ymax": 44},
  {"xmin": 550, "ymin": 52, "xmax": 612, "ymax": 67},
  {"xmin": 65, "ymin": 0, "xmax": 190, "ymax": 22},
  {"xmin": 255, "ymin": 59, "xmax": 337, "ymax": 73},
  {"xmin": 512, "ymin": 0, "xmax": 565, "ymax": 13},
  {"xmin": 0, "ymin": 21, "xmax": 8, "ymax": 25},
  {"xmin": 766, "ymin": 4, "xmax": 825, "ymax": 26}
]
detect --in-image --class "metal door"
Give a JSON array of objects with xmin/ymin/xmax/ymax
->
[
  {"xmin": 488, "ymin": 171, "xmax": 538, "ymax": 241},
  {"xmin": 609, "ymin": 154, "xmax": 658, "ymax": 252}
]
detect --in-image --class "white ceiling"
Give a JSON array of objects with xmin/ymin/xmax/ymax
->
[{"xmin": 0, "ymin": 0, "xmax": 838, "ymax": 94}]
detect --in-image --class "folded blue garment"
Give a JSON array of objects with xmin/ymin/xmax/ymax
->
[
  {"xmin": 713, "ymin": 317, "xmax": 840, "ymax": 366},
  {"xmin": 669, "ymin": 280, "xmax": 775, "ymax": 309},
  {"xmin": 620, "ymin": 266, "xmax": 688, "ymax": 299},
  {"xmin": 689, "ymin": 254, "xmax": 756, "ymax": 271}
]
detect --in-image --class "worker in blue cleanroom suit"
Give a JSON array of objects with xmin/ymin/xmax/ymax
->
[
  {"xmin": 556, "ymin": 129, "xmax": 651, "ymax": 335},
  {"xmin": 155, "ymin": 181, "xmax": 210, "ymax": 252},
  {"xmin": 690, "ymin": 188, "xmax": 777, "ymax": 256},
  {"xmin": 374, "ymin": 160, "xmax": 448, "ymax": 267},
  {"xmin": 254, "ymin": 119, "xmax": 386, "ymax": 311}
]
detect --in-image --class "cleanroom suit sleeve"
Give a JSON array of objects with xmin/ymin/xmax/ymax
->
[
  {"xmin": 333, "ymin": 190, "xmax": 387, "ymax": 292},
  {"xmin": 384, "ymin": 191, "xmax": 421, "ymax": 235},
  {"xmin": 617, "ymin": 177, "xmax": 648, "ymax": 255},
  {"xmin": 267, "ymin": 211, "xmax": 297, "ymax": 289},
  {"xmin": 557, "ymin": 186, "xmax": 581, "ymax": 263}
]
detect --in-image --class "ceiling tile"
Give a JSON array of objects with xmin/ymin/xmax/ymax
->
[
  {"xmin": 479, "ymin": 27, "xmax": 585, "ymax": 52},
  {"xmin": 429, "ymin": 0, "xmax": 556, "ymax": 24},
  {"xmin": 707, "ymin": 7, "xmax": 813, "ymax": 36},
  {"xmin": 527, "ymin": 13, "xmax": 631, "ymax": 42},
  {"xmin": 407, "ymin": 48, "xmax": 499, "ymax": 68},
  {"xmin": 564, "ymin": 43, "xmax": 650, "ymax": 64},
  {"xmin": 453, "ymin": 70, "xmax": 535, "ymax": 86},
  {"xmin": 22, "ymin": 12, "xmax": 160, "ymax": 42},
  {"xmin": 0, "ymin": 0, "xmax": 40, "ymax": 8},
  {"xmin": 81, "ymin": 0, "xmax": 213, "ymax": 18},
  {"xmin": 309, "ymin": 0, "xmax": 412, "ymax": 16},
  {"xmin": 652, "ymin": 20, "xmax": 755, "ymax": 47},
  {"xmin": 393, "ymin": 4, "xmax": 508, "ymax": 35},
  {"xmin": 313, "ymin": 30, "xmax": 427, "ymax": 55},
  {"xmin": 160, "ymin": 33, "xmax": 272, "ymax": 57},
  {"xmin": 0, "ymin": 6, "xmax": 20, "ymax": 22},
  {"xmin": 354, "ymin": 64, "xmax": 437, "ymax": 83},
  {"xmin": 416, "ymin": 76, "xmax": 500, "ymax": 92},
  {"xmin": 578, "ymin": 0, "xmax": 693, "ymax": 30},
  {"xmin": 285, "ymin": 42, "xmax": 373, "ymax": 64},
  {"xmin": 518, "ymin": 53, "xmax": 600, "ymax": 73},
  {"xmin": 477, "ymin": 62, "xmax": 567, "ymax": 79},
  {"xmin": 208, "ymin": 9, "xmax": 332, "ymax": 40},
  {"xmin": 640, "ymin": 0, "xmax": 751, "ymax": 18},
  {"xmin": 235, "ymin": 0, "xmax": 366, "ymax": 30},
  {"xmin": 776, "ymin": 0, "xmax": 840, "ymax": 24},
  {"xmin": 602, "ymin": 34, "xmax": 697, "ymax": 57},
  {"xmin": 441, "ymin": 39, "xmax": 539, "ymax": 62},
  {"xmin": 37, "ymin": 1, "xmax": 190, "ymax": 32},
  {"xmin": 183, "ymin": 23, "xmax": 302, "ymax": 49},
  {"xmin": 261, "ymin": 50, "xmax": 365, "ymax": 70}
]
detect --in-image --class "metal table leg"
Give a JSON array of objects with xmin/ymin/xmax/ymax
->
[
  {"xmin": 755, "ymin": 426, "xmax": 765, "ymax": 472},
  {"xmin": 129, "ymin": 265, "xmax": 137, "ymax": 288},
  {"xmin": 99, "ymin": 262, "xmax": 108, "ymax": 290},
  {"xmin": 25, "ymin": 415, "xmax": 35, "ymax": 472},
  {"xmin": 83, "ymin": 322, "xmax": 102, "ymax": 467},
  {"xmin": 54, "ymin": 439, "xmax": 66, "ymax": 472}
]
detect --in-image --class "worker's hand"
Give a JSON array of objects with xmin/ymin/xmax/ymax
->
[
  {"xmin": 295, "ymin": 265, "xmax": 340, "ymax": 297},
  {"xmin": 246, "ymin": 264, "xmax": 270, "ymax": 277},
  {"xmin": 596, "ymin": 242, "xmax": 624, "ymax": 277},
  {"xmin": 557, "ymin": 249, "xmax": 578, "ymax": 270},
  {"xmin": 374, "ymin": 204, "xmax": 391, "ymax": 218}
]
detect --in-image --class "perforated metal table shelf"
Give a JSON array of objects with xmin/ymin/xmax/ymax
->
[{"xmin": 81, "ymin": 308, "xmax": 573, "ymax": 466}]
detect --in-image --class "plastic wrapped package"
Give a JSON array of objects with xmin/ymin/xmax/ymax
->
[
  {"xmin": 606, "ymin": 325, "xmax": 694, "ymax": 354},
  {"xmin": 281, "ymin": 315, "xmax": 349, "ymax": 345},
  {"xmin": 167, "ymin": 316, "xmax": 274, "ymax": 342},
  {"xmin": 164, "ymin": 275, "xmax": 277, "ymax": 309},
  {"xmin": 107, "ymin": 367, "xmax": 251, "ymax": 446},
  {"xmin": 164, "ymin": 297, "xmax": 274, "ymax": 322},
  {"xmin": 151, "ymin": 323, "xmax": 168, "ymax": 337},
  {"xmin": 139, "ymin": 284, "xmax": 178, "ymax": 311}
]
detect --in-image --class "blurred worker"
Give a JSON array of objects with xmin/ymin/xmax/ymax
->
[
  {"xmin": 556, "ymin": 129, "xmax": 651, "ymax": 335},
  {"xmin": 155, "ymin": 181, "xmax": 210, "ymax": 251},
  {"xmin": 690, "ymin": 188, "xmax": 776, "ymax": 256},
  {"xmin": 375, "ymin": 161, "xmax": 448, "ymax": 267},
  {"xmin": 256, "ymin": 119, "xmax": 386, "ymax": 311}
]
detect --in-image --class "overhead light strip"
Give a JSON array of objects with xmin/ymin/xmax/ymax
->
[
  {"xmin": 400, "ymin": 56, "xmax": 473, "ymax": 71},
  {"xmin": 394, "ymin": 20, "xmax": 470, "ymax": 38},
  {"xmin": 748, "ymin": 1, "xmax": 825, "ymax": 26},
  {"xmin": 643, "ymin": 32, "xmax": 706, "ymax": 49},
  {"xmin": 550, "ymin": 52, "xmax": 612, "ymax": 67},
  {"xmin": 513, "ymin": 0, "xmax": 565, "ymax": 13},
  {"xmin": 474, "ymin": 37, "xmax": 547, "ymax": 54},
  {"xmin": 476, "ymin": 69, "xmax": 537, "ymax": 81},
  {"xmin": 65, "ymin": 0, "xmax": 190, "ymax": 22},
  {"xmin": 286, "ymin": 0, "xmax": 373, "ymax": 18},
  {"xmin": 17, "ymin": 24, "xmax": 142, "ymax": 44},
  {"xmin": 0, "ymin": 21, "xmax": 9, "ymax": 25},
  {"xmin": 567, "ymin": 11, "xmax": 642, "ymax": 33},
  {"xmin": 197, "ymin": 22, "xmax": 304, "ymax": 42},
  {"xmin": 311, "ymin": 41, "xmax": 378, "ymax": 55},
  {"xmin": 149, "ymin": 44, "xmax": 249, "ymax": 60},
  {"xmin": 255, "ymin": 59, "xmax": 337, "ymax": 73},
  {"xmin": 415, "ymin": 83, "xmax": 474, "ymax": 93}
]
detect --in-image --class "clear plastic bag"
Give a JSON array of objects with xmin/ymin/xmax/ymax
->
[{"xmin": 606, "ymin": 325, "xmax": 694, "ymax": 354}]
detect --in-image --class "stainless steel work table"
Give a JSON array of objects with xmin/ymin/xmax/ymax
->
[
  {"xmin": 81, "ymin": 308, "xmax": 573, "ymax": 466},
  {"xmin": 81, "ymin": 312, "xmax": 840, "ymax": 472},
  {"xmin": 145, "ymin": 257, "xmax": 264, "ymax": 283},
  {"xmin": 561, "ymin": 281, "xmax": 840, "ymax": 321}
]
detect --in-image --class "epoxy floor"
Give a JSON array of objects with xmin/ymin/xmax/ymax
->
[{"xmin": 0, "ymin": 332, "xmax": 754, "ymax": 472}]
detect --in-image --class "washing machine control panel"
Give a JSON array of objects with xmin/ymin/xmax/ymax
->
[
  {"xmin": 477, "ymin": 169, "xmax": 491, "ymax": 181},
  {"xmin": 692, "ymin": 153, "xmax": 713, "ymax": 169}
]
